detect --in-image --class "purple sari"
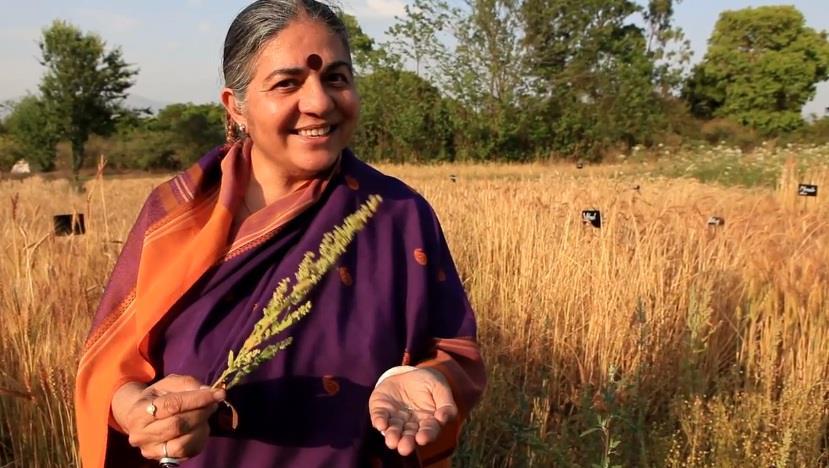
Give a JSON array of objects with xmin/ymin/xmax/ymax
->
[{"xmin": 102, "ymin": 147, "xmax": 485, "ymax": 467}]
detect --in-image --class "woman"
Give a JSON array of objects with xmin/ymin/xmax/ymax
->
[{"xmin": 74, "ymin": 1, "xmax": 486, "ymax": 467}]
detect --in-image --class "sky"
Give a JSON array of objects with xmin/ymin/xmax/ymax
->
[{"xmin": 1, "ymin": 0, "xmax": 827, "ymax": 116}]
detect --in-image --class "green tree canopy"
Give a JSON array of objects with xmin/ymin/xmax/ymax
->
[
  {"xmin": 110, "ymin": 103, "xmax": 225, "ymax": 170},
  {"xmin": 4, "ymin": 96, "xmax": 60, "ymax": 171},
  {"xmin": 352, "ymin": 67, "xmax": 454, "ymax": 162},
  {"xmin": 339, "ymin": 12, "xmax": 386, "ymax": 74},
  {"xmin": 38, "ymin": 20, "xmax": 137, "ymax": 175},
  {"xmin": 685, "ymin": 6, "xmax": 829, "ymax": 134},
  {"xmin": 152, "ymin": 103, "xmax": 226, "ymax": 165},
  {"xmin": 521, "ymin": 0, "xmax": 663, "ymax": 157}
]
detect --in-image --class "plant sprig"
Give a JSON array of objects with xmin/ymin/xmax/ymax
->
[{"xmin": 212, "ymin": 194, "xmax": 383, "ymax": 390}]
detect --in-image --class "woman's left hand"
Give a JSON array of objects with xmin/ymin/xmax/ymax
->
[{"xmin": 368, "ymin": 367, "xmax": 458, "ymax": 456}]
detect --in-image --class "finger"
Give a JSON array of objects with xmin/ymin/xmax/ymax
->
[
  {"xmin": 139, "ymin": 423, "xmax": 209, "ymax": 461},
  {"xmin": 152, "ymin": 388, "xmax": 225, "ymax": 419},
  {"xmin": 434, "ymin": 404, "xmax": 458, "ymax": 424},
  {"xmin": 429, "ymin": 380, "xmax": 458, "ymax": 424},
  {"xmin": 151, "ymin": 374, "xmax": 203, "ymax": 394},
  {"xmin": 165, "ymin": 423, "xmax": 211, "ymax": 459},
  {"xmin": 396, "ymin": 421, "xmax": 419, "ymax": 456},
  {"xmin": 139, "ymin": 441, "xmax": 167, "ymax": 461},
  {"xmin": 415, "ymin": 417, "xmax": 442, "ymax": 446},
  {"xmin": 128, "ymin": 407, "xmax": 216, "ymax": 447},
  {"xmin": 128, "ymin": 394, "xmax": 181, "ymax": 435},
  {"xmin": 382, "ymin": 415, "xmax": 406, "ymax": 449},
  {"xmin": 369, "ymin": 407, "xmax": 391, "ymax": 431}
]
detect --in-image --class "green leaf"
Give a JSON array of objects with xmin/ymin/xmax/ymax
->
[{"xmin": 580, "ymin": 428, "xmax": 600, "ymax": 438}]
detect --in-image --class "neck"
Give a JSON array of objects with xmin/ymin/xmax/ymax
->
[{"xmin": 244, "ymin": 144, "xmax": 311, "ymax": 212}]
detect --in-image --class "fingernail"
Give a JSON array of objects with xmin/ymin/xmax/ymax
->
[{"xmin": 200, "ymin": 385, "xmax": 211, "ymax": 390}]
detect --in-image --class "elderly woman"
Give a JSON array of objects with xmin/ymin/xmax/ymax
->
[{"xmin": 74, "ymin": 0, "xmax": 485, "ymax": 467}]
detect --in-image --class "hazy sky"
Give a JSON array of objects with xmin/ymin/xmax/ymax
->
[{"xmin": 1, "ymin": 0, "xmax": 827, "ymax": 115}]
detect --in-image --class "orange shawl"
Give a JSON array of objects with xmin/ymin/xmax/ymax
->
[{"xmin": 75, "ymin": 140, "xmax": 333, "ymax": 467}]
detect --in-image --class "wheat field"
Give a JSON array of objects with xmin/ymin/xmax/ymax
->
[{"xmin": 1, "ymin": 148, "xmax": 828, "ymax": 467}]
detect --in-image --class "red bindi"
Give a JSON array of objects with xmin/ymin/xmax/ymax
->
[{"xmin": 306, "ymin": 54, "xmax": 322, "ymax": 71}]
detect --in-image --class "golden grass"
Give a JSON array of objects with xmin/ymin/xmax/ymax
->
[{"xmin": 1, "ymin": 155, "xmax": 828, "ymax": 466}]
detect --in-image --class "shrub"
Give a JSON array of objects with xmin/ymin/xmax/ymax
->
[
  {"xmin": 108, "ymin": 130, "xmax": 177, "ymax": 170},
  {"xmin": 700, "ymin": 118, "xmax": 759, "ymax": 152},
  {"xmin": 0, "ymin": 136, "xmax": 23, "ymax": 172}
]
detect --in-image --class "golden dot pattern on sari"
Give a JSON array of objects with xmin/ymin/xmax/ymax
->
[
  {"xmin": 413, "ymin": 248, "xmax": 428, "ymax": 266},
  {"xmin": 322, "ymin": 375, "xmax": 340, "ymax": 395},
  {"xmin": 345, "ymin": 175, "xmax": 360, "ymax": 190},
  {"xmin": 338, "ymin": 266, "xmax": 353, "ymax": 286}
]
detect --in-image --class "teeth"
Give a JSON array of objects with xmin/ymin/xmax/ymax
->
[{"xmin": 298, "ymin": 126, "xmax": 332, "ymax": 137}]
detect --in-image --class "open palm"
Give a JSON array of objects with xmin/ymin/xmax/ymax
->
[{"xmin": 368, "ymin": 368, "xmax": 458, "ymax": 456}]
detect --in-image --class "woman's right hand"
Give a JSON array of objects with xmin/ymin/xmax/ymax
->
[{"xmin": 111, "ymin": 374, "xmax": 226, "ymax": 461}]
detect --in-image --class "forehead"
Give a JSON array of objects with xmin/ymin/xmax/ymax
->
[{"xmin": 252, "ymin": 20, "xmax": 348, "ymax": 75}]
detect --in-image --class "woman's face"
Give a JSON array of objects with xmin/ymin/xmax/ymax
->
[{"xmin": 225, "ymin": 19, "xmax": 359, "ymax": 179}]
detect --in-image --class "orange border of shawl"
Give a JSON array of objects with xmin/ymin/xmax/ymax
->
[{"xmin": 75, "ymin": 140, "xmax": 333, "ymax": 468}]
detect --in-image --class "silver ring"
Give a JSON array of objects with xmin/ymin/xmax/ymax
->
[{"xmin": 145, "ymin": 402, "xmax": 158, "ymax": 417}]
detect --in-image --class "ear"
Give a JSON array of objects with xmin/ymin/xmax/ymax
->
[{"xmin": 220, "ymin": 88, "xmax": 246, "ymax": 127}]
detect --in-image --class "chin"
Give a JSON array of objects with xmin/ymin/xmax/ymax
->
[{"xmin": 294, "ymin": 150, "xmax": 342, "ymax": 174}]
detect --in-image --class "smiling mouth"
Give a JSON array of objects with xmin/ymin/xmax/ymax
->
[{"xmin": 291, "ymin": 124, "xmax": 338, "ymax": 137}]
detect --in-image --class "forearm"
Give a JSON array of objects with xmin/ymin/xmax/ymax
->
[{"xmin": 111, "ymin": 381, "xmax": 148, "ymax": 433}]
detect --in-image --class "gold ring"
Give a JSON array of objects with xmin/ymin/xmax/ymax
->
[{"xmin": 146, "ymin": 402, "xmax": 158, "ymax": 417}]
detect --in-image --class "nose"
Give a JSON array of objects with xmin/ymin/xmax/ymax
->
[{"xmin": 298, "ymin": 76, "xmax": 335, "ymax": 116}]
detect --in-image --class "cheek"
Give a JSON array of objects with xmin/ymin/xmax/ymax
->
[
  {"xmin": 248, "ymin": 99, "xmax": 292, "ymax": 131},
  {"xmin": 339, "ymin": 91, "xmax": 360, "ymax": 121}
]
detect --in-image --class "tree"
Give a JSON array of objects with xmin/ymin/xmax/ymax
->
[
  {"xmin": 38, "ymin": 20, "xmax": 137, "ymax": 176},
  {"xmin": 152, "ymin": 103, "xmax": 226, "ymax": 165},
  {"xmin": 352, "ymin": 68, "xmax": 454, "ymax": 162},
  {"xmin": 339, "ymin": 13, "xmax": 387, "ymax": 75},
  {"xmin": 4, "ymin": 96, "xmax": 60, "ymax": 171},
  {"xmin": 521, "ymin": 0, "xmax": 663, "ymax": 157},
  {"xmin": 387, "ymin": 0, "xmax": 454, "ymax": 78},
  {"xmin": 110, "ymin": 103, "xmax": 225, "ymax": 170},
  {"xmin": 439, "ymin": 0, "xmax": 533, "ymax": 160},
  {"xmin": 684, "ymin": 6, "xmax": 829, "ymax": 134},
  {"xmin": 644, "ymin": 0, "xmax": 692, "ymax": 95}
]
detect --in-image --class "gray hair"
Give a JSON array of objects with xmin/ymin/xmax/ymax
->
[{"xmin": 222, "ymin": 0, "xmax": 352, "ymax": 142}]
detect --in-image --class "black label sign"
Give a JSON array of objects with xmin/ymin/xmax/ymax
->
[
  {"xmin": 54, "ymin": 213, "xmax": 86, "ymax": 236},
  {"xmin": 581, "ymin": 210, "xmax": 602, "ymax": 228},
  {"xmin": 798, "ymin": 184, "xmax": 818, "ymax": 197},
  {"xmin": 707, "ymin": 216, "xmax": 725, "ymax": 227}
]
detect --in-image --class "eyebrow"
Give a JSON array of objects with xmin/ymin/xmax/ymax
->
[{"xmin": 263, "ymin": 60, "xmax": 354, "ymax": 83}]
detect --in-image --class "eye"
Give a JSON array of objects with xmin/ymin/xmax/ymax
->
[
  {"xmin": 270, "ymin": 79, "xmax": 299, "ymax": 91},
  {"xmin": 326, "ymin": 73, "xmax": 350, "ymax": 86}
]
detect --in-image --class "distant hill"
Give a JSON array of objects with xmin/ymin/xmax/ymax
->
[{"xmin": 124, "ymin": 94, "xmax": 169, "ymax": 114}]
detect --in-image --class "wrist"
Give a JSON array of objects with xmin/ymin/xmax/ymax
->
[
  {"xmin": 110, "ymin": 381, "xmax": 148, "ymax": 433},
  {"xmin": 375, "ymin": 365, "xmax": 418, "ymax": 387},
  {"xmin": 416, "ymin": 366, "xmax": 449, "ymax": 386}
]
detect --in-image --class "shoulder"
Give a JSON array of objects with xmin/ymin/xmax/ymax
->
[
  {"xmin": 340, "ymin": 148, "xmax": 436, "ymax": 222},
  {"xmin": 142, "ymin": 144, "xmax": 228, "ymax": 217}
]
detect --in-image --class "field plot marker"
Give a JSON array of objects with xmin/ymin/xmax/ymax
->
[{"xmin": 581, "ymin": 209, "xmax": 602, "ymax": 228}]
